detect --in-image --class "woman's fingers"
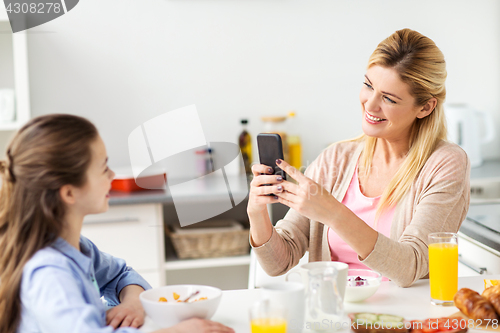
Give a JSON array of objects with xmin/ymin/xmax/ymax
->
[
  {"xmin": 251, "ymin": 163, "xmax": 274, "ymax": 177},
  {"xmin": 250, "ymin": 174, "xmax": 284, "ymax": 187},
  {"xmin": 275, "ymin": 188, "xmax": 298, "ymax": 206},
  {"xmin": 255, "ymin": 184, "xmax": 282, "ymax": 196},
  {"xmin": 275, "ymin": 159, "xmax": 307, "ymax": 183}
]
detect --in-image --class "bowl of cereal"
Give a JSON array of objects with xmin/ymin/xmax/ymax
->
[
  {"xmin": 140, "ymin": 284, "xmax": 222, "ymax": 328},
  {"xmin": 344, "ymin": 269, "xmax": 382, "ymax": 302}
]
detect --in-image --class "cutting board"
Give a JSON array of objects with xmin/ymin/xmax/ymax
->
[{"xmin": 452, "ymin": 312, "xmax": 500, "ymax": 332}]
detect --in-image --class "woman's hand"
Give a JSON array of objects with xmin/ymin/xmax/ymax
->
[
  {"xmin": 247, "ymin": 164, "xmax": 284, "ymax": 217},
  {"xmin": 247, "ymin": 163, "xmax": 285, "ymax": 246},
  {"xmin": 165, "ymin": 318, "xmax": 235, "ymax": 333},
  {"xmin": 273, "ymin": 159, "xmax": 339, "ymax": 225}
]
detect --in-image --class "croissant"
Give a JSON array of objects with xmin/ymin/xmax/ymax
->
[
  {"xmin": 482, "ymin": 285, "xmax": 500, "ymax": 315},
  {"xmin": 454, "ymin": 288, "xmax": 499, "ymax": 320}
]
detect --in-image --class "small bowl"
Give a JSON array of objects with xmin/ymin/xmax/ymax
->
[
  {"xmin": 344, "ymin": 269, "xmax": 382, "ymax": 302},
  {"xmin": 140, "ymin": 284, "xmax": 222, "ymax": 328}
]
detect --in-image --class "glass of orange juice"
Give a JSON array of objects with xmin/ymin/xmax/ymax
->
[
  {"xmin": 249, "ymin": 300, "xmax": 287, "ymax": 333},
  {"xmin": 428, "ymin": 232, "xmax": 458, "ymax": 306}
]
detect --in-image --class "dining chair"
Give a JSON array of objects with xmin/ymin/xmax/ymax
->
[{"xmin": 247, "ymin": 249, "xmax": 309, "ymax": 289}]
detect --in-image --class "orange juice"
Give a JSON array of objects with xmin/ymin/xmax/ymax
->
[
  {"xmin": 429, "ymin": 243, "xmax": 458, "ymax": 301},
  {"xmin": 251, "ymin": 318, "xmax": 287, "ymax": 333}
]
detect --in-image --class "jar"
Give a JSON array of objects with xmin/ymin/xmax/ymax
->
[{"xmin": 261, "ymin": 116, "xmax": 289, "ymax": 162}]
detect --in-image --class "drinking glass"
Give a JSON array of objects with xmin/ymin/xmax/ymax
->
[
  {"xmin": 428, "ymin": 232, "xmax": 458, "ymax": 306},
  {"xmin": 260, "ymin": 282, "xmax": 304, "ymax": 333},
  {"xmin": 249, "ymin": 299, "xmax": 287, "ymax": 333}
]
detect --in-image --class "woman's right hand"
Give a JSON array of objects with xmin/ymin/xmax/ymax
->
[
  {"xmin": 163, "ymin": 318, "xmax": 234, "ymax": 333},
  {"xmin": 247, "ymin": 163, "xmax": 284, "ymax": 217}
]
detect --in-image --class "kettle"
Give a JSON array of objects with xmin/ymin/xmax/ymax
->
[{"xmin": 444, "ymin": 104, "xmax": 495, "ymax": 168}]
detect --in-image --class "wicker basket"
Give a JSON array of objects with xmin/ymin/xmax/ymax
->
[{"xmin": 167, "ymin": 221, "xmax": 250, "ymax": 259}]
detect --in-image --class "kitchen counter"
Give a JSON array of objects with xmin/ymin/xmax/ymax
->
[
  {"xmin": 108, "ymin": 189, "xmax": 170, "ymax": 205},
  {"xmin": 111, "ymin": 158, "xmax": 500, "ymax": 206},
  {"xmin": 470, "ymin": 158, "xmax": 500, "ymax": 179},
  {"xmin": 108, "ymin": 174, "xmax": 250, "ymax": 206},
  {"xmin": 461, "ymin": 159, "xmax": 500, "ymax": 255},
  {"xmin": 140, "ymin": 275, "xmax": 499, "ymax": 333},
  {"xmin": 109, "ymin": 158, "xmax": 500, "ymax": 206}
]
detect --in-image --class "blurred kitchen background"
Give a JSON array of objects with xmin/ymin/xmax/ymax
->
[
  {"xmin": 1, "ymin": 0, "xmax": 499, "ymax": 170},
  {"xmin": 1, "ymin": 0, "xmax": 500, "ymax": 289}
]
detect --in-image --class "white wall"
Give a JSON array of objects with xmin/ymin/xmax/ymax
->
[{"xmin": 17, "ymin": 0, "xmax": 500, "ymax": 173}]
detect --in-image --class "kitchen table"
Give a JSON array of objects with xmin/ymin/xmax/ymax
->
[{"xmin": 140, "ymin": 275, "xmax": 500, "ymax": 333}]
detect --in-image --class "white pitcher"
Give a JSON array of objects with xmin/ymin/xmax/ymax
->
[
  {"xmin": 305, "ymin": 267, "xmax": 346, "ymax": 331},
  {"xmin": 444, "ymin": 103, "xmax": 495, "ymax": 167}
]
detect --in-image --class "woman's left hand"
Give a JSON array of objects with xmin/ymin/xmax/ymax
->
[
  {"xmin": 106, "ymin": 296, "xmax": 145, "ymax": 328},
  {"xmin": 274, "ymin": 159, "xmax": 339, "ymax": 225}
]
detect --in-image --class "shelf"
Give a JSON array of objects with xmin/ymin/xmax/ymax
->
[
  {"xmin": 164, "ymin": 254, "xmax": 251, "ymax": 271},
  {"xmin": 0, "ymin": 6, "xmax": 7, "ymax": 22},
  {"xmin": 0, "ymin": 7, "xmax": 30, "ymax": 132},
  {"xmin": 0, "ymin": 120, "xmax": 22, "ymax": 131}
]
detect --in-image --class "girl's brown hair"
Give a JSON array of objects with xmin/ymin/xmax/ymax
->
[{"xmin": 0, "ymin": 114, "xmax": 98, "ymax": 333}]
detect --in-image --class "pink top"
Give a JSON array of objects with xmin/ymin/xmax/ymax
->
[{"xmin": 328, "ymin": 165, "xmax": 395, "ymax": 280}]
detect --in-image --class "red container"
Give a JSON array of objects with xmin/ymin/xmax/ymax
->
[{"xmin": 111, "ymin": 173, "xmax": 166, "ymax": 192}]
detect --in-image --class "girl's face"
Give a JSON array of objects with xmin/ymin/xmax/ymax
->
[
  {"xmin": 359, "ymin": 65, "xmax": 426, "ymax": 143},
  {"xmin": 73, "ymin": 135, "xmax": 115, "ymax": 216}
]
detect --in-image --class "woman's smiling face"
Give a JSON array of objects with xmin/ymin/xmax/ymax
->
[{"xmin": 359, "ymin": 65, "xmax": 427, "ymax": 143}]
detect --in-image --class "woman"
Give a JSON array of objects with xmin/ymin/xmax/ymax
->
[
  {"xmin": 248, "ymin": 28, "xmax": 470, "ymax": 288},
  {"xmin": 0, "ymin": 114, "xmax": 233, "ymax": 333}
]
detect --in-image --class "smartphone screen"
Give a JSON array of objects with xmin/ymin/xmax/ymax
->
[{"xmin": 257, "ymin": 133, "xmax": 286, "ymax": 180}]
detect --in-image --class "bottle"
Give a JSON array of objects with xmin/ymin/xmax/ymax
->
[
  {"xmin": 195, "ymin": 148, "xmax": 210, "ymax": 177},
  {"xmin": 287, "ymin": 111, "xmax": 302, "ymax": 171},
  {"xmin": 238, "ymin": 119, "xmax": 252, "ymax": 175},
  {"xmin": 261, "ymin": 116, "xmax": 289, "ymax": 162}
]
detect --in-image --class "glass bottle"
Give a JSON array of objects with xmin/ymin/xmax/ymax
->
[
  {"xmin": 195, "ymin": 148, "xmax": 209, "ymax": 177},
  {"xmin": 238, "ymin": 119, "xmax": 252, "ymax": 175}
]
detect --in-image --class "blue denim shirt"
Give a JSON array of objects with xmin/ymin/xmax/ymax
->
[{"xmin": 18, "ymin": 236, "xmax": 152, "ymax": 333}]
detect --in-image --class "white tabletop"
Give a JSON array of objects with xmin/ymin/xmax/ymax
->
[{"xmin": 140, "ymin": 275, "xmax": 499, "ymax": 333}]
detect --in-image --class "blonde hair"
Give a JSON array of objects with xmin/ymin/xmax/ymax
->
[{"xmin": 357, "ymin": 28, "xmax": 447, "ymax": 216}]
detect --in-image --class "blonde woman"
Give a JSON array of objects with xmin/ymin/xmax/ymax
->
[{"xmin": 248, "ymin": 28, "xmax": 470, "ymax": 288}]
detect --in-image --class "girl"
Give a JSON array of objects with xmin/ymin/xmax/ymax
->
[{"xmin": 0, "ymin": 114, "xmax": 233, "ymax": 333}]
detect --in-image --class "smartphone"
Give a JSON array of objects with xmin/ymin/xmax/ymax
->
[{"xmin": 257, "ymin": 133, "xmax": 287, "ymax": 180}]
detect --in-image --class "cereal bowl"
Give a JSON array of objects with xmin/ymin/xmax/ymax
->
[
  {"xmin": 140, "ymin": 284, "xmax": 222, "ymax": 328},
  {"xmin": 344, "ymin": 269, "xmax": 382, "ymax": 302}
]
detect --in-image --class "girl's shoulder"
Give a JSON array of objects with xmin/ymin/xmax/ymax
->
[{"xmin": 22, "ymin": 246, "xmax": 72, "ymax": 280}]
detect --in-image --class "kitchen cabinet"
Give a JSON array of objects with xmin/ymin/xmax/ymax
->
[
  {"xmin": 81, "ymin": 203, "xmax": 166, "ymax": 288},
  {"xmin": 0, "ymin": 7, "xmax": 30, "ymax": 131},
  {"xmin": 162, "ymin": 198, "xmax": 252, "ymax": 290},
  {"xmin": 458, "ymin": 159, "xmax": 500, "ymax": 277},
  {"xmin": 84, "ymin": 175, "xmax": 258, "ymax": 290},
  {"xmin": 458, "ymin": 232, "xmax": 498, "ymax": 276}
]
